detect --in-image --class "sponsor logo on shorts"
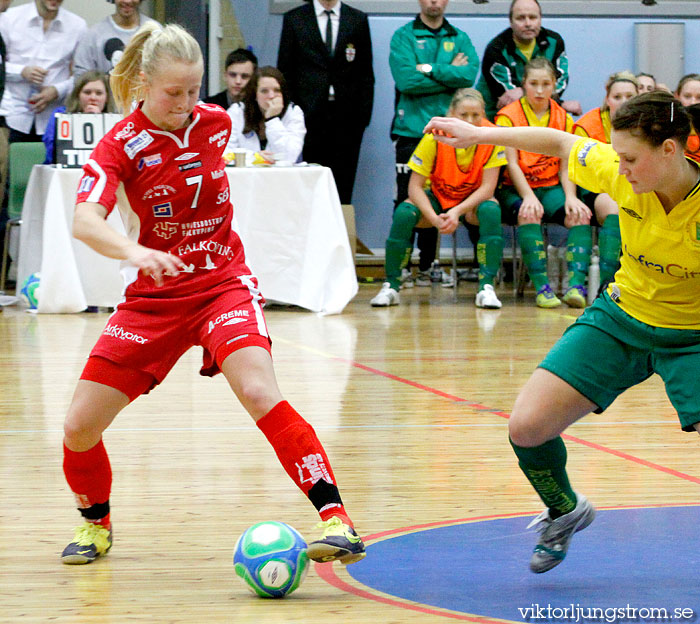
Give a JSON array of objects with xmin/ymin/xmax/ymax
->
[
  {"xmin": 104, "ymin": 324, "xmax": 149, "ymax": 343},
  {"xmin": 208, "ymin": 309, "xmax": 250, "ymax": 334},
  {"xmin": 78, "ymin": 176, "xmax": 96, "ymax": 194},
  {"xmin": 124, "ymin": 131, "xmax": 154, "ymax": 159},
  {"xmin": 152, "ymin": 202, "xmax": 173, "ymax": 217},
  {"xmin": 577, "ymin": 140, "xmax": 597, "ymax": 167},
  {"xmin": 178, "ymin": 160, "xmax": 202, "ymax": 171},
  {"xmin": 174, "ymin": 152, "xmax": 199, "ymax": 161},
  {"xmin": 138, "ymin": 153, "xmax": 162, "ymax": 170},
  {"xmin": 211, "ymin": 169, "xmax": 225, "ymax": 179}
]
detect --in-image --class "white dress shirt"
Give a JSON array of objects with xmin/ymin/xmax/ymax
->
[
  {"xmin": 313, "ymin": 0, "xmax": 340, "ymax": 51},
  {"xmin": 0, "ymin": 2, "xmax": 87, "ymax": 134},
  {"xmin": 225, "ymin": 102, "xmax": 307, "ymax": 164},
  {"xmin": 312, "ymin": 0, "xmax": 341, "ymax": 99}
]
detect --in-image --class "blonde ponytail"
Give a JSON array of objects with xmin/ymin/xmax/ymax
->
[{"xmin": 110, "ymin": 23, "xmax": 202, "ymax": 114}]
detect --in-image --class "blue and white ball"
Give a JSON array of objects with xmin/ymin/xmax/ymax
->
[
  {"xmin": 233, "ymin": 521, "xmax": 309, "ymax": 598},
  {"xmin": 19, "ymin": 272, "xmax": 40, "ymax": 310}
]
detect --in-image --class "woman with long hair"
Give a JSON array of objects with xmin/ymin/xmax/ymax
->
[
  {"xmin": 225, "ymin": 66, "xmax": 305, "ymax": 164},
  {"xmin": 425, "ymin": 91, "xmax": 700, "ymax": 574},
  {"xmin": 60, "ymin": 23, "xmax": 364, "ymax": 567}
]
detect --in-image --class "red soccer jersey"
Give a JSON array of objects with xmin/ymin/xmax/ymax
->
[{"xmin": 76, "ymin": 102, "xmax": 251, "ymax": 298}]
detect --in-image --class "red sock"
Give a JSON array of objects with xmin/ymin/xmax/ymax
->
[
  {"xmin": 63, "ymin": 440, "xmax": 112, "ymax": 528},
  {"xmin": 256, "ymin": 401, "xmax": 352, "ymax": 526}
]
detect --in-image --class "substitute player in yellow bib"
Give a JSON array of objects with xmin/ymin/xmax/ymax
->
[{"xmin": 424, "ymin": 91, "xmax": 700, "ymax": 573}]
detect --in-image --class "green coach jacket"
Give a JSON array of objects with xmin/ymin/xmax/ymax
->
[
  {"xmin": 476, "ymin": 26, "xmax": 569, "ymax": 120},
  {"xmin": 390, "ymin": 15, "xmax": 479, "ymax": 139}
]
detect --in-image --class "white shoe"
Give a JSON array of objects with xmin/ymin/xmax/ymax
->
[
  {"xmin": 370, "ymin": 282, "xmax": 400, "ymax": 307},
  {"xmin": 400, "ymin": 268, "xmax": 414, "ymax": 289},
  {"xmin": 475, "ymin": 284, "xmax": 502, "ymax": 309}
]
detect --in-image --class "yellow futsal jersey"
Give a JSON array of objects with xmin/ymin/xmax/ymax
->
[
  {"xmin": 569, "ymin": 137, "xmax": 700, "ymax": 329},
  {"xmin": 408, "ymin": 132, "xmax": 507, "ymax": 179}
]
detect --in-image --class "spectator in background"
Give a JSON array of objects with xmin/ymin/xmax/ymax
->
[
  {"xmin": 495, "ymin": 58, "xmax": 591, "ymax": 309},
  {"xmin": 0, "ymin": 0, "xmax": 86, "ymax": 142},
  {"xmin": 390, "ymin": 0, "xmax": 479, "ymax": 286},
  {"xmin": 476, "ymin": 0, "xmax": 581, "ymax": 120},
  {"xmin": 636, "ymin": 72, "xmax": 656, "ymax": 94},
  {"xmin": 0, "ymin": 0, "xmax": 7, "ymax": 224},
  {"xmin": 42, "ymin": 70, "xmax": 116, "ymax": 164},
  {"xmin": 73, "ymin": 0, "xmax": 157, "ymax": 77},
  {"xmin": 371, "ymin": 89, "xmax": 505, "ymax": 309},
  {"xmin": 225, "ymin": 66, "xmax": 306, "ymax": 165},
  {"xmin": 204, "ymin": 48, "xmax": 257, "ymax": 110},
  {"xmin": 278, "ymin": 0, "xmax": 374, "ymax": 205},
  {"xmin": 675, "ymin": 73, "xmax": 700, "ymax": 163},
  {"xmin": 574, "ymin": 71, "xmax": 638, "ymax": 288}
]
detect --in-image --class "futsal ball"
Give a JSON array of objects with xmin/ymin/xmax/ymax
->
[
  {"xmin": 233, "ymin": 521, "xmax": 309, "ymax": 598},
  {"xmin": 19, "ymin": 272, "xmax": 41, "ymax": 310}
]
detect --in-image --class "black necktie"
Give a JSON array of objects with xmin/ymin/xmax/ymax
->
[{"xmin": 324, "ymin": 10, "xmax": 334, "ymax": 56}]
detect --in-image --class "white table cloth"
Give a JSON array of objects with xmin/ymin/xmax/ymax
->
[{"xmin": 17, "ymin": 164, "xmax": 357, "ymax": 315}]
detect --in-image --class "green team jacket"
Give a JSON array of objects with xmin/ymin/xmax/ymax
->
[
  {"xmin": 475, "ymin": 26, "xmax": 569, "ymax": 120},
  {"xmin": 390, "ymin": 15, "xmax": 479, "ymax": 139}
]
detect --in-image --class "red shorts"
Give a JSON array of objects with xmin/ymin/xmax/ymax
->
[{"xmin": 82, "ymin": 276, "xmax": 271, "ymax": 397}]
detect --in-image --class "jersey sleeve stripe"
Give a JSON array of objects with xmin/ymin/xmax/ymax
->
[{"xmin": 85, "ymin": 158, "xmax": 109, "ymax": 204}]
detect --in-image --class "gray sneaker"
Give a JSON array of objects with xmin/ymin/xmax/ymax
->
[{"xmin": 527, "ymin": 492, "xmax": 595, "ymax": 573}]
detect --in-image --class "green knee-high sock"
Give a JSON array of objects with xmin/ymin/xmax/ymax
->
[
  {"xmin": 598, "ymin": 214, "xmax": 620, "ymax": 284},
  {"xmin": 510, "ymin": 436, "xmax": 577, "ymax": 518},
  {"xmin": 475, "ymin": 201, "xmax": 503, "ymax": 289},
  {"xmin": 517, "ymin": 223, "xmax": 548, "ymax": 291},
  {"xmin": 385, "ymin": 201, "xmax": 421, "ymax": 290},
  {"xmin": 566, "ymin": 225, "xmax": 592, "ymax": 288}
]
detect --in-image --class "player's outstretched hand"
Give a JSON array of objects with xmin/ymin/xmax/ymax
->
[
  {"xmin": 423, "ymin": 117, "xmax": 480, "ymax": 149},
  {"xmin": 128, "ymin": 245, "xmax": 187, "ymax": 287}
]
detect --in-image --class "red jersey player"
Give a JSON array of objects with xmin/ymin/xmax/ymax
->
[{"xmin": 60, "ymin": 23, "xmax": 365, "ymax": 567}]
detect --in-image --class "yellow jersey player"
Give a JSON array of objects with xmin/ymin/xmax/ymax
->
[{"xmin": 425, "ymin": 91, "xmax": 700, "ymax": 573}]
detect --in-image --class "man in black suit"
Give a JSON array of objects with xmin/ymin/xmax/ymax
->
[
  {"xmin": 278, "ymin": 0, "xmax": 374, "ymax": 204},
  {"xmin": 204, "ymin": 48, "xmax": 258, "ymax": 110}
]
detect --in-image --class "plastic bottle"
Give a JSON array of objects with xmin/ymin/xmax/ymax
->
[
  {"xmin": 546, "ymin": 245, "xmax": 560, "ymax": 293},
  {"xmin": 430, "ymin": 259, "xmax": 442, "ymax": 283},
  {"xmin": 588, "ymin": 254, "xmax": 600, "ymax": 304}
]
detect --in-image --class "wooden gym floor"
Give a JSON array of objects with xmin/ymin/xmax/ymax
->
[{"xmin": 1, "ymin": 282, "xmax": 697, "ymax": 623}]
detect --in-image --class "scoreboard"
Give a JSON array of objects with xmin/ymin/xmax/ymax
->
[{"xmin": 54, "ymin": 113, "xmax": 122, "ymax": 167}]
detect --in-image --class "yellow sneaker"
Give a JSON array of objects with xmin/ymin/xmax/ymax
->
[
  {"xmin": 306, "ymin": 517, "xmax": 366, "ymax": 565},
  {"xmin": 61, "ymin": 522, "xmax": 113, "ymax": 565},
  {"xmin": 535, "ymin": 285, "xmax": 562, "ymax": 309},
  {"xmin": 562, "ymin": 285, "xmax": 587, "ymax": 308}
]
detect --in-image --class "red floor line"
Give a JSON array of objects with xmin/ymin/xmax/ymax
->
[{"xmin": 333, "ymin": 357, "xmax": 700, "ymax": 485}]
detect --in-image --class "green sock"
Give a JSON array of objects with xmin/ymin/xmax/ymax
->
[
  {"xmin": 475, "ymin": 201, "xmax": 503, "ymax": 289},
  {"xmin": 510, "ymin": 435, "xmax": 577, "ymax": 518},
  {"xmin": 385, "ymin": 201, "xmax": 420, "ymax": 290},
  {"xmin": 598, "ymin": 214, "xmax": 620, "ymax": 284},
  {"xmin": 566, "ymin": 224, "xmax": 592, "ymax": 288},
  {"xmin": 517, "ymin": 223, "xmax": 548, "ymax": 291}
]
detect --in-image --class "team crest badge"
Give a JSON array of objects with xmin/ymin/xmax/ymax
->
[
  {"xmin": 444, "ymin": 41, "xmax": 455, "ymax": 52},
  {"xmin": 688, "ymin": 221, "xmax": 700, "ymax": 248},
  {"xmin": 345, "ymin": 43, "xmax": 356, "ymax": 62}
]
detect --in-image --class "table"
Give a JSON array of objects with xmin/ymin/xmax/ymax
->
[{"xmin": 16, "ymin": 165, "xmax": 357, "ymax": 315}]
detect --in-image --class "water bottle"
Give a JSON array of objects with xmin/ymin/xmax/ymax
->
[
  {"xmin": 546, "ymin": 245, "xmax": 559, "ymax": 292},
  {"xmin": 588, "ymin": 255, "xmax": 600, "ymax": 304},
  {"xmin": 429, "ymin": 260, "xmax": 442, "ymax": 283}
]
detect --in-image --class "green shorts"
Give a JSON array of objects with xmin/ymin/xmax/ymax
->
[
  {"xmin": 540, "ymin": 292, "xmax": 700, "ymax": 431},
  {"xmin": 497, "ymin": 184, "xmax": 566, "ymax": 226}
]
